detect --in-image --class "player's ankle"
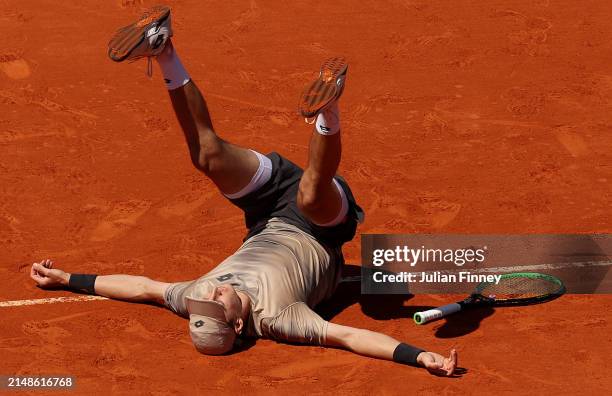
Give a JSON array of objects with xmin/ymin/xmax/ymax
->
[
  {"xmin": 155, "ymin": 42, "xmax": 190, "ymax": 90},
  {"xmin": 315, "ymin": 101, "xmax": 340, "ymax": 136}
]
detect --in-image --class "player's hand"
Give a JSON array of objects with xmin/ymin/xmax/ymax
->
[
  {"xmin": 417, "ymin": 349, "xmax": 457, "ymax": 376},
  {"xmin": 30, "ymin": 259, "xmax": 70, "ymax": 288}
]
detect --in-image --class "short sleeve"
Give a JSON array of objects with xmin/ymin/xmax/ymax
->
[
  {"xmin": 163, "ymin": 281, "xmax": 194, "ymax": 318},
  {"xmin": 263, "ymin": 302, "xmax": 328, "ymax": 345}
]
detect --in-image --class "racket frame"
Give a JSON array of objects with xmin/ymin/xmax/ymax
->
[{"xmin": 413, "ymin": 272, "xmax": 565, "ymax": 325}]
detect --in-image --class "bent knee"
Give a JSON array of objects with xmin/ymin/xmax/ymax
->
[
  {"xmin": 192, "ymin": 138, "xmax": 224, "ymax": 174},
  {"xmin": 297, "ymin": 177, "xmax": 337, "ymax": 217},
  {"xmin": 298, "ymin": 178, "xmax": 349, "ymax": 226}
]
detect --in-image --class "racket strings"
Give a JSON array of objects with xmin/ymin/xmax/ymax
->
[{"xmin": 479, "ymin": 275, "xmax": 562, "ymax": 300}]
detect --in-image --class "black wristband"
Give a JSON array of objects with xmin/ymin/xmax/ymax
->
[
  {"xmin": 393, "ymin": 343, "xmax": 425, "ymax": 367},
  {"xmin": 68, "ymin": 274, "xmax": 98, "ymax": 295}
]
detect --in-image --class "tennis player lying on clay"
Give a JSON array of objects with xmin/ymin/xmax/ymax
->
[{"xmin": 30, "ymin": 6, "xmax": 457, "ymax": 376}]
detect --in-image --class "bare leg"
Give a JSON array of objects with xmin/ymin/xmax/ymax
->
[
  {"xmin": 297, "ymin": 106, "xmax": 344, "ymax": 224},
  {"xmin": 160, "ymin": 41, "xmax": 259, "ymax": 195}
]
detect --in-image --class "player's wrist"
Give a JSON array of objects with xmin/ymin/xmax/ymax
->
[
  {"xmin": 61, "ymin": 272, "xmax": 71, "ymax": 286},
  {"xmin": 415, "ymin": 351, "xmax": 427, "ymax": 366},
  {"xmin": 393, "ymin": 343, "xmax": 426, "ymax": 367},
  {"xmin": 67, "ymin": 273, "xmax": 98, "ymax": 294}
]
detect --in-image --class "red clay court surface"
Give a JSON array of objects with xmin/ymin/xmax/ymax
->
[{"xmin": 1, "ymin": 0, "xmax": 611, "ymax": 394}]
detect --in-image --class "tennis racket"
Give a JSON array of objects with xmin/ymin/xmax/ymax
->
[{"xmin": 413, "ymin": 272, "xmax": 565, "ymax": 325}]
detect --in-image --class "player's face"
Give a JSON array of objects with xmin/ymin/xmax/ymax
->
[{"xmin": 208, "ymin": 284, "xmax": 242, "ymax": 322}]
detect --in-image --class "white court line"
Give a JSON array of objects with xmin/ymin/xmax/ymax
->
[{"xmin": 0, "ymin": 295, "xmax": 108, "ymax": 308}]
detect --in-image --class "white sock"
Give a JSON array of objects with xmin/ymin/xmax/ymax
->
[
  {"xmin": 315, "ymin": 101, "xmax": 340, "ymax": 136},
  {"xmin": 156, "ymin": 44, "xmax": 190, "ymax": 90}
]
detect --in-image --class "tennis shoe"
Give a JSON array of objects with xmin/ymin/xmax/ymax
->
[
  {"xmin": 107, "ymin": 5, "xmax": 172, "ymax": 75},
  {"xmin": 298, "ymin": 57, "xmax": 348, "ymax": 121}
]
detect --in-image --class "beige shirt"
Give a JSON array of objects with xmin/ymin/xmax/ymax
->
[{"xmin": 164, "ymin": 218, "xmax": 342, "ymax": 345}]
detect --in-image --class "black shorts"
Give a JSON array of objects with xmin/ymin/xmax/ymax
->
[{"xmin": 227, "ymin": 152, "xmax": 363, "ymax": 249}]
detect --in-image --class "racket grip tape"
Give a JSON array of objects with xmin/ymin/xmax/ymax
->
[{"xmin": 413, "ymin": 303, "xmax": 462, "ymax": 325}]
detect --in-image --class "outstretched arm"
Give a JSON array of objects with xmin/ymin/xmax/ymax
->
[
  {"xmin": 30, "ymin": 259, "xmax": 170, "ymax": 304},
  {"xmin": 326, "ymin": 322, "xmax": 457, "ymax": 376}
]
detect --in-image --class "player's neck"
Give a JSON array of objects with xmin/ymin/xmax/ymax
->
[{"xmin": 236, "ymin": 290, "xmax": 251, "ymax": 321}]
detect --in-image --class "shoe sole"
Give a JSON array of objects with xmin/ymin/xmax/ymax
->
[
  {"xmin": 108, "ymin": 5, "xmax": 171, "ymax": 62},
  {"xmin": 298, "ymin": 57, "xmax": 348, "ymax": 118}
]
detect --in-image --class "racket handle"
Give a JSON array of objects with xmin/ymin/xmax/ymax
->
[{"xmin": 413, "ymin": 303, "xmax": 462, "ymax": 325}]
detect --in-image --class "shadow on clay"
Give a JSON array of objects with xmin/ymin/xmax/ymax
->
[{"xmin": 317, "ymin": 264, "xmax": 493, "ymax": 339}]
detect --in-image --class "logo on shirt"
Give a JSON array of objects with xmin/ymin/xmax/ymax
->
[
  {"xmin": 194, "ymin": 320, "xmax": 204, "ymax": 328},
  {"xmin": 216, "ymin": 273, "xmax": 234, "ymax": 282}
]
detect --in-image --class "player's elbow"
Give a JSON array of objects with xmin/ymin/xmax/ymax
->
[
  {"xmin": 142, "ymin": 278, "xmax": 168, "ymax": 303},
  {"xmin": 129, "ymin": 276, "xmax": 151, "ymax": 300},
  {"xmin": 339, "ymin": 327, "xmax": 377, "ymax": 353},
  {"xmin": 343, "ymin": 328, "xmax": 370, "ymax": 351},
  {"xmin": 326, "ymin": 323, "xmax": 360, "ymax": 350}
]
